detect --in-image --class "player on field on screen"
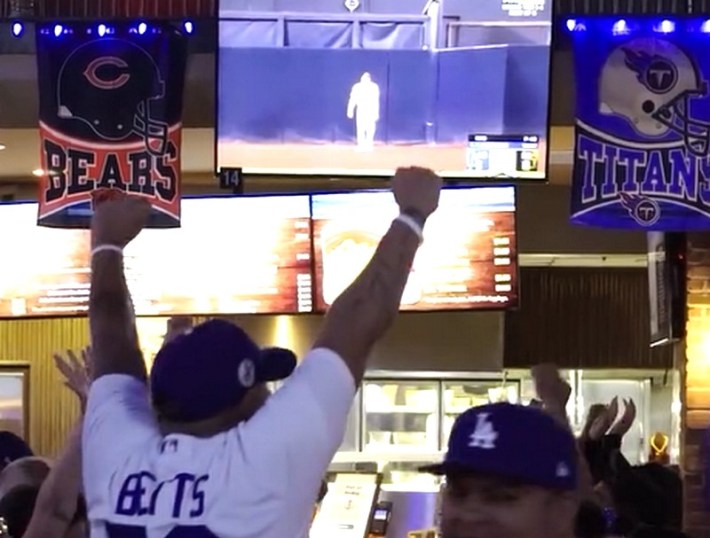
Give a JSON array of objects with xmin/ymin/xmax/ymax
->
[
  {"xmin": 347, "ymin": 72, "xmax": 381, "ymax": 150},
  {"xmin": 82, "ymin": 166, "xmax": 442, "ymax": 537}
]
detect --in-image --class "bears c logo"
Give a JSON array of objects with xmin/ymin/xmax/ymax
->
[{"xmin": 83, "ymin": 56, "xmax": 131, "ymax": 90}]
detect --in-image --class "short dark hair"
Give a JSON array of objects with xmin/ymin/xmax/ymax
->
[{"xmin": 0, "ymin": 484, "xmax": 39, "ymax": 537}]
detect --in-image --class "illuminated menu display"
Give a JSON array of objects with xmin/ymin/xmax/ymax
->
[
  {"xmin": 0, "ymin": 196, "xmax": 312, "ymax": 317},
  {"xmin": 311, "ymin": 186, "xmax": 518, "ymax": 311}
]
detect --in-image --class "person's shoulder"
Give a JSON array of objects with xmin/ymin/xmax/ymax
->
[
  {"xmin": 296, "ymin": 347, "xmax": 354, "ymax": 386},
  {"xmin": 302, "ymin": 347, "xmax": 345, "ymax": 364},
  {"xmin": 89, "ymin": 373, "xmax": 147, "ymax": 397}
]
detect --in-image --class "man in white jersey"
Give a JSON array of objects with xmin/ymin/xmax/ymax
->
[
  {"xmin": 347, "ymin": 72, "xmax": 381, "ymax": 150},
  {"xmin": 82, "ymin": 166, "xmax": 442, "ymax": 538}
]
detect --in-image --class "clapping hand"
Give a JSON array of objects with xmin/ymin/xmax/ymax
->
[
  {"xmin": 609, "ymin": 398, "xmax": 636, "ymax": 437},
  {"xmin": 588, "ymin": 397, "xmax": 619, "ymax": 441},
  {"xmin": 587, "ymin": 397, "xmax": 636, "ymax": 439},
  {"xmin": 53, "ymin": 347, "xmax": 92, "ymax": 410}
]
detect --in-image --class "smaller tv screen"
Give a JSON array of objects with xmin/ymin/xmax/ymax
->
[
  {"xmin": 311, "ymin": 186, "xmax": 518, "ymax": 312},
  {"xmin": 0, "ymin": 195, "xmax": 313, "ymax": 317},
  {"xmin": 647, "ymin": 232, "xmax": 686, "ymax": 347}
]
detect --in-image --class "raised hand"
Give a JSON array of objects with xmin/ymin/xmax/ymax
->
[
  {"xmin": 588, "ymin": 397, "xmax": 619, "ymax": 440},
  {"xmin": 609, "ymin": 398, "xmax": 636, "ymax": 437},
  {"xmin": 530, "ymin": 363, "xmax": 572, "ymax": 427},
  {"xmin": 53, "ymin": 347, "xmax": 92, "ymax": 408},
  {"xmin": 162, "ymin": 316, "xmax": 194, "ymax": 346},
  {"xmin": 531, "ymin": 363, "xmax": 572, "ymax": 407},
  {"xmin": 90, "ymin": 192, "xmax": 151, "ymax": 249},
  {"xmin": 392, "ymin": 166, "xmax": 442, "ymax": 220}
]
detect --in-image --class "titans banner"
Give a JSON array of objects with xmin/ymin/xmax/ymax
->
[
  {"xmin": 571, "ymin": 18, "xmax": 710, "ymax": 231},
  {"xmin": 35, "ymin": 22, "xmax": 188, "ymax": 228}
]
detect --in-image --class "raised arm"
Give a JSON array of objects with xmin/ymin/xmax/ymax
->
[
  {"xmin": 89, "ymin": 194, "xmax": 151, "ymax": 381},
  {"xmin": 313, "ymin": 167, "xmax": 442, "ymax": 384},
  {"xmin": 532, "ymin": 363, "xmax": 596, "ymax": 501},
  {"xmin": 22, "ymin": 423, "xmax": 81, "ymax": 538},
  {"xmin": 347, "ymin": 85, "xmax": 358, "ymax": 119},
  {"xmin": 23, "ymin": 348, "xmax": 92, "ymax": 538}
]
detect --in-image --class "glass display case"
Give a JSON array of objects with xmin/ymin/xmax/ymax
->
[
  {"xmin": 362, "ymin": 380, "xmax": 440, "ymax": 452},
  {"xmin": 442, "ymin": 380, "xmax": 519, "ymax": 446},
  {"xmin": 339, "ymin": 390, "xmax": 361, "ymax": 452},
  {"xmin": 512, "ymin": 368, "xmax": 677, "ymax": 466},
  {"xmin": 579, "ymin": 378, "xmax": 650, "ymax": 466},
  {"xmin": 329, "ymin": 368, "xmax": 679, "ymax": 487}
]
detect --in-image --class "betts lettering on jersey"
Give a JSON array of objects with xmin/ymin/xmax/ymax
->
[
  {"xmin": 35, "ymin": 23, "xmax": 187, "ymax": 228},
  {"xmin": 570, "ymin": 25, "xmax": 710, "ymax": 231},
  {"xmin": 115, "ymin": 472, "xmax": 208, "ymax": 518}
]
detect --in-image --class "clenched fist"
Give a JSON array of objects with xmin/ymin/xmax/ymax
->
[
  {"xmin": 392, "ymin": 166, "xmax": 442, "ymax": 220},
  {"xmin": 91, "ymin": 192, "xmax": 151, "ymax": 249}
]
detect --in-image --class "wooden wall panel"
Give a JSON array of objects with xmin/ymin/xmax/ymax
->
[
  {"xmin": 0, "ymin": 311, "xmax": 502, "ymax": 456},
  {"xmin": 505, "ymin": 267, "xmax": 674, "ymax": 369},
  {"xmin": 0, "ymin": 317, "xmax": 88, "ymax": 457}
]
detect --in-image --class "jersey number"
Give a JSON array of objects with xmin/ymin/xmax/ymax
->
[{"xmin": 106, "ymin": 523, "xmax": 218, "ymax": 537}]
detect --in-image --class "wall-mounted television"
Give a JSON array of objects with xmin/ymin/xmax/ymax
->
[
  {"xmin": 0, "ymin": 187, "xmax": 518, "ymax": 318},
  {"xmin": 311, "ymin": 186, "xmax": 518, "ymax": 311},
  {"xmin": 0, "ymin": 195, "xmax": 313, "ymax": 318},
  {"xmin": 216, "ymin": 0, "xmax": 553, "ymax": 179}
]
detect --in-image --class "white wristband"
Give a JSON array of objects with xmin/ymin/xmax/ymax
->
[
  {"xmin": 395, "ymin": 213, "xmax": 425, "ymax": 244},
  {"xmin": 91, "ymin": 245, "xmax": 123, "ymax": 258}
]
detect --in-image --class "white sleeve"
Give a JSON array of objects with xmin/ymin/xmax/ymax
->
[
  {"xmin": 237, "ymin": 348, "xmax": 356, "ymax": 491},
  {"xmin": 82, "ymin": 375, "xmax": 160, "ymax": 497}
]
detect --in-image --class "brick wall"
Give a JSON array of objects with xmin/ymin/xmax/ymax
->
[{"xmin": 684, "ymin": 233, "xmax": 710, "ymax": 537}]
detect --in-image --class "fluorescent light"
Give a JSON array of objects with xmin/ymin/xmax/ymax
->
[{"xmin": 0, "ymin": 144, "xmax": 6, "ymax": 151}]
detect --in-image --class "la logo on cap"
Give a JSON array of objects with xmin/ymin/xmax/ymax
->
[
  {"xmin": 468, "ymin": 413, "xmax": 498, "ymax": 450},
  {"xmin": 238, "ymin": 359, "xmax": 256, "ymax": 387},
  {"xmin": 556, "ymin": 462, "xmax": 570, "ymax": 478}
]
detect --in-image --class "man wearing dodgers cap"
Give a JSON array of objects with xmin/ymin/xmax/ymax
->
[
  {"xmin": 81, "ymin": 167, "xmax": 442, "ymax": 538},
  {"xmin": 422, "ymin": 403, "xmax": 579, "ymax": 538}
]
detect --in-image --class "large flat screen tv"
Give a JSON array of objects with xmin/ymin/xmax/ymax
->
[
  {"xmin": 311, "ymin": 185, "xmax": 518, "ymax": 311},
  {"xmin": 217, "ymin": 0, "xmax": 553, "ymax": 179},
  {"xmin": 0, "ymin": 195, "xmax": 313, "ymax": 317}
]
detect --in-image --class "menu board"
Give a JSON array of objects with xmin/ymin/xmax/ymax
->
[
  {"xmin": 0, "ymin": 196, "xmax": 313, "ymax": 317},
  {"xmin": 312, "ymin": 187, "xmax": 518, "ymax": 311}
]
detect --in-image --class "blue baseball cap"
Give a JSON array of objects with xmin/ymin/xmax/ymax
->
[
  {"xmin": 150, "ymin": 319, "xmax": 297, "ymax": 423},
  {"xmin": 421, "ymin": 402, "xmax": 578, "ymax": 491}
]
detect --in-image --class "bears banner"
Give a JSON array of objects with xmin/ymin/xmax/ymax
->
[
  {"xmin": 570, "ymin": 18, "xmax": 710, "ymax": 231},
  {"xmin": 35, "ymin": 21, "xmax": 188, "ymax": 228}
]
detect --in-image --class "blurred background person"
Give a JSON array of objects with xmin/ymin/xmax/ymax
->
[
  {"xmin": 421, "ymin": 402, "xmax": 580, "ymax": 538},
  {"xmin": 0, "ymin": 348, "xmax": 90, "ymax": 538}
]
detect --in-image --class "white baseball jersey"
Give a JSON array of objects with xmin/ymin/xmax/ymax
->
[
  {"xmin": 348, "ymin": 81, "xmax": 380, "ymax": 121},
  {"xmin": 82, "ymin": 348, "xmax": 355, "ymax": 538}
]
